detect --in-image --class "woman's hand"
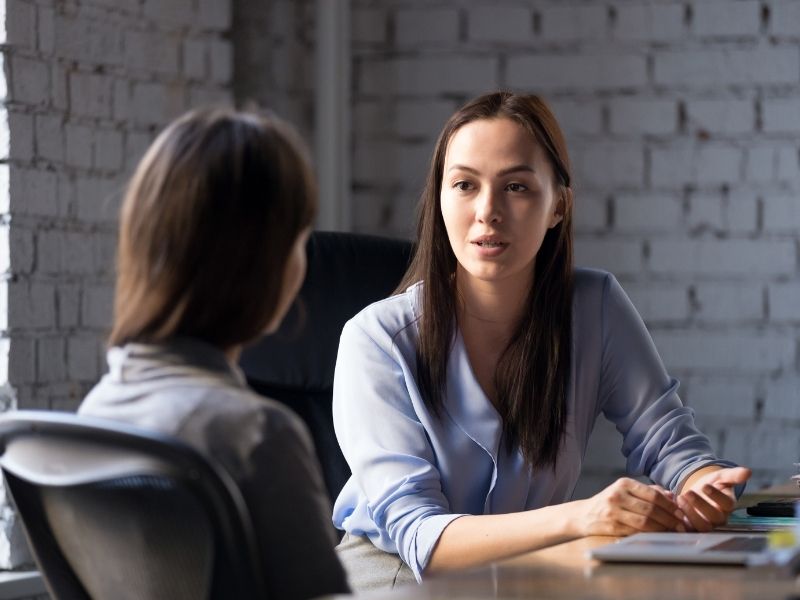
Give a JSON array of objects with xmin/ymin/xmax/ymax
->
[
  {"xmin": 676, "ymin": 466, "xmax": 752, "ymax": 532},
  {"xmin": 576, "ymin": 477, "xmax": 686, "ymax": 537}
]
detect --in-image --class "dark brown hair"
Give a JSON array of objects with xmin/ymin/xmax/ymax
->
[
  {"xmin": 110, "ymin": 108, "xmax": 316, "ymax": 349},
  {"xmin": 396, "ymin": 91, "xmax": 574, "ymax": 470}
]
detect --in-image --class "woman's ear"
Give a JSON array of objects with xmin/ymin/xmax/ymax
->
[{"xmin": 549, "ymin": 186, "xmax": 571, "ymax": 228}]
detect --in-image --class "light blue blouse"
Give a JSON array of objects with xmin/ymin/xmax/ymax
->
[{"xmin": 332, "ymin": 269, "xmax": 736, "ymax": 581}]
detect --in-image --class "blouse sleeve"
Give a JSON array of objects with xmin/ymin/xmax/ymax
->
[
  {"xmin": 597, "ymin": 273, "xmax": 739, "ymax": 492},
  {"xmin": 333, "ymin": 318, "xmax": 465, "ymax": 581}
]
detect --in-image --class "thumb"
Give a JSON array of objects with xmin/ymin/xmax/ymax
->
[{"xmin": 711, "ymin": 467, "xmax": 751, "ymax": 486}]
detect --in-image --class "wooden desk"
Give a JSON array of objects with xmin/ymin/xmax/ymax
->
[{"xmin": 357, "ymin": 537, "xmax": 800, "ymax": 599}]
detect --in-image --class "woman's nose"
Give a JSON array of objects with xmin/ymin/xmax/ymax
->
[{"xmin": 475, "ymin": 187, "xmax": 502, "ymax": 224}]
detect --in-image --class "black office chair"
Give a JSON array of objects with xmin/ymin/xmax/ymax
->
[
  {"xmin": 0, "ymin": 410, "xmax": 266, "ymax": 600},
  {"xmin": 240, "ymin": 231, "xmax": 414, "ymax": 504}
]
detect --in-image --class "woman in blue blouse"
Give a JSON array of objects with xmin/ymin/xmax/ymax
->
[{"xmin": 332, "ymin": 91, "xmax": 750, "ymax": 589}]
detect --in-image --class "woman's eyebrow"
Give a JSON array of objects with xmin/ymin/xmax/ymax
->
[{"xmin": 447, "ymin": 164, "xmax": 536, "ymax": 176}]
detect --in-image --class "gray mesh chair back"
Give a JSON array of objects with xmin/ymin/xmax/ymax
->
[{"xmin": 0, "ymin": 411, "xmax": 266, "ymax": 600}]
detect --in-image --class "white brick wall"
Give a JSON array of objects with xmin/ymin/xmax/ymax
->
[
  {"xmin": 350, "ymin": 0, "xmax": 800, "ymax": 492},
  {"xmin": 2, "ymin": 0, "xmax": 233, "ymax": 418}
]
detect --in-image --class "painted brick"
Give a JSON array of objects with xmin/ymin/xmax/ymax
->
[
  {"xmin": 763, "ymin": 377, "xmax": 800, "ymax": 420},
  {"xmin": 64, "ymin": 123, "xmax": 93, "ymax": 169},
  {"xmin": 763, "ymin": 194, "xmax": 800, "ymax": 232},
  {"xmin": 686, "ymin": 379, "xmax": 756, "ymax": 420},
  {"xmin": 624, "ymin": 283, "xmax": 690, "ymax": 321},
  {"xmin": 395, "ymin": 99, "xmax": 454, "ymax": 139},
  {"xmin": 7, "ymin": 111, "xmax": 34, "ymax": 162},
  {"xmin": 209, "ymin": 39, "xmax": 233, "ymax": 85},
  {"xmin": 360, "ymin": 56, "xmax": 498, "ymax": 96},
  {"xmin": 508, "ymin": 53, "xmax": 646, "ymax": 92},
  {"xmin": 9, "ymin": 56, "xmax": 48, "ymax": 105},
  {"xmin": 0, "ymin": 337, "xmax": 7, "ymax": 381},
  {"xmin": 776, "ymin": 145, "xmax": 800, "ymax": 182},
  {"xmin": 574, "ymin": 239, "xmax": 643, "ymax": 275},
  {"xmin": 51, "ymin": 64, "xmax": 68, "ymax": 111},
  {"xmin": 9, "ymin": 227, "xmax": 34, "ymax": 274},
  {"xmin": 53, "ymin": 13, "xmax": 123, "ymax": 67},
  {"xmin": 574, "ymin": 141, "xmax": 644, "ymax": 187},
  {"xmin": 125, "ymin": 131, "xmax": 154, "ymax": 171},
  {"xmin": 6, "ymin": 0, "xmax": 37, "ymax": 50},
  {"xmin": 57, "ymin": 284, "xmax": 81, "ymax": 329},
  {"xmin": 687, "ymin": 193, "xmax": 724, "ymax": 231},
  {"xmin": 649, "ymin": 240, "xmax": 795, "ymax": 276},
  {"xmin": 654, "ymin": 47, "xmax": 800, "ymax": 87},
  {"xmin": 762, "ymin": 98, "xmax": 800, "ymax": 134},
  {"xmin": 539, "ymin": 5, "xmax": 607, "ymax": 43},
  {"xmin": 81, "ymin": 284, "xmax": 114, "ymax": 329},
  {"xmin": 131, "ymin": 82, "xmax": 183, "ymax": 126},
  {"xmin": 124, "ymin": 30, "xmax": 180, "ymax": 75},
  {"xmin": 549, "ymin": 100, "xmax": 603, "ymax": 137},
  {"xmin": 36, "ymin": 230, "xmax": 63, "ymax": 275},
  {"xmin": 352, "ymin": 8, "xmax": 386, "ymax": 44},
  {"xmin": 468, "ymin": 6, "xmax": 532, "ymax": 43},
  {"xmin": 198, "ymin": 0, "xmax": 232, "ymax": 31},
  {"xmin": 183, "ymin": 38, "xmax": 206, "ymax": 80},
  {"xmin": 613, "ymin": 4, "xmax": 684, "ymax": 42},
  {"xmin": 37, "ymin": 5, "xmax": 54, "ymax": 55},
  {"xmin": 34, "ymin": 114, "xmax": 63, "ymax": 163},
  {"xmin": 143, "ymin": 0, "xmax": 195, "ymax": 28},
  {"xmin": 745, "ymin": 144, "xmax": 776, "ymax": 184},
  {"xmin": 93, "ymin": 232, "xmax": 117, "ymax": 275},
  {"xmin": 67, "ymin": 337, "xmax": 99, "ymax": 381},
  {"xmin": 112, "ymin": 79, "xmax": 130, "ymax": 122},
  {"xmin": 572, "ymin": 192, "xmax": 607, "ymax": 232},
  {"xmin": 93, "ymin": 129, "xmax": 123, "ymax": 172},
  {"xmin": 609, "ymin": 98, "xmax": 677, "ymax": 135},
  {"xmin": 651, "ymin": 143, "xmax": 741, "ymax": 188},
  {"xmin": 69, "ymin": 72, "xmax": 113, "ymax": 119},
  {"xmin": 188, "ymin": 86, "xmax": 232, "ymax": 108},
  {"xmin": 8, "ymin": 281, "xmax": 55, "ymax": 329},
  {"xmin": 692, "ymin": 1, "xmax": 761, "ymax": 37},
  {"xmin": 769, "ymin": 1, "xmax": 800, "ymax": 37},
  {"xmin": 76, "ymin": 176, "xmax": 121, "ymax": 223},
  {"xmin": 768, "ymin": 283, "xmax": 800, "ymax": 322},
  {"xmin": 685, "ymin": 98, "xmax": 754, "ymax": 135},
  {"xmin": 9, "ymin": 168, "xmax": 58, "ymax": 217},
  {"xmin": 747, "ymin": 425, "xmax": 800, "ymax": 470},
  {"xmin": 396, "ymin": 8, "xmax": 459, "ymax": 46},
  {"xmin": 694, "ymin": 283, "xmax": 763, "ymax": 321},
  {"xmin": 0, "ymin": 226, "xmax": 7, "ymax": 275},
  {"xmin": 726, "ymin": 191, "xmax": 759, "ymax": 233},
  {"xmin": 8, "ymin": 337, "xmax": 35, "ymax": 384},
  {"xmin": 614, "ymin": 194, "xmax": 682, "ymax": 233},
  {"xmin": 37, "ymin": 337, "xmax": 65, "ymax": 382},
  {"xmin": 653, "ymin": 331, "xmax": 794, "ymax": 371}
]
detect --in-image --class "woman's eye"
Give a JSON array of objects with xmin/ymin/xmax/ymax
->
[
  {"xmin": 454, "ymin": 181, "xmax": 473, "ymax": 191},
  {"xmin": 506, "ymin": 182, "xmax": 528, "ymax": 192}
]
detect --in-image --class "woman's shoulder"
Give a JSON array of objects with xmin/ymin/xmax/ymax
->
[
  {"xmin": 346, "ymin": 281, "xmax": 421, "ymax": 340},
  {"xmin": 573, "ymin": 267, "xmax": 618, "ymax": 306}
]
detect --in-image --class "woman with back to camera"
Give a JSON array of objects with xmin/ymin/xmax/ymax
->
[
  {"xmin": 78, "ymin": 108, "xmax": 349, "ymax": 600},
  {"xmin": 331, "ymin": 91, "xmax": 751, "ymax": 589}
]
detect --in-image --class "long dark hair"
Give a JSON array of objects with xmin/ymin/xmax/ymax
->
[
  {"xmin": 110, "ymin": 108, "xmax": 317, "ymax": 349},
  {"xmin": 396, "ymin": 91, "xmax": 574, "ymax": 470}
]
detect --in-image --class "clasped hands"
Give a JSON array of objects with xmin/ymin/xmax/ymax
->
[{"xmin": 577, "ymin": 466, "xmax": 752, "ymax": 536}]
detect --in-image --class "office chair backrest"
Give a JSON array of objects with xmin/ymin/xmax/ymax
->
[
  {"xmin": 240, "ymin": 231, "xmax": 414, "ymax": 503},
  {"xmin": 0, "ymin": 411, "xmax": 266, "ymax": 600}
]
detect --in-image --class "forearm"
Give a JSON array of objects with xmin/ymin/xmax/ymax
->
[{"xmin": 425, "ymin": 500, "xmax": 584, "ymax": 574}]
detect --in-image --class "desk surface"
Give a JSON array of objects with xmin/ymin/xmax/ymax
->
[{"xmin": 357, "ymin": 536, "xmax": 800, "ymax": 599}]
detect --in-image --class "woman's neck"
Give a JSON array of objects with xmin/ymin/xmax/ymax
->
[{"xmin": 455, "ymin": 266, "xmax": 532, "ymax": 342}]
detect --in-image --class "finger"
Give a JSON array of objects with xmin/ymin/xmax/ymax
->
[
  {"xmin": 702, "ymin": 484, "xmax": 736, "ymax": 513},
  {"xmin": 626, "ymin": 480, "xmax": 681, "ymax": 514},
  {"xmin": 708, "ymin": 467, "xmax": 751, "ymax": 486},
  {"xmin": 622, "ymin": 495, "xmax": 686, "ymax": 531},
  {"xmin": 679, "ymin": 492, "xmax": 717, "ymax": 531},
  {"xmin": 614, "ymin": 505, "xmax": 676, "ymax": 533}
]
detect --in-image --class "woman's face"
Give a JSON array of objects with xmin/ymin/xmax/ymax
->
[
  {"xmin": 440, "ymin": 117, "xmax": 563, "ymax": 288},
  {"xmin": 264, "ymin": 227, "xmax": 311, "ymax": 334}
]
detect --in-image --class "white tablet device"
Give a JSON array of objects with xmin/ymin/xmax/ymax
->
[{"xmin": 588, "ymin": 532, "xmax": 797, "ymax": 566}]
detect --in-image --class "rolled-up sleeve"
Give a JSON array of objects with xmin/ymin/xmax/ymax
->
[
  {"xmin": 332, "ymin": 319, "xmax": 465, "ymax": 580},
  {"xmin": 597, "ymin": 274, "xmax": 738, "ymax": 492}
]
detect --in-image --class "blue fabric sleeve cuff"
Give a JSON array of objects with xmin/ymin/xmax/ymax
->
[{"xmin": 409, "ymin": 513, "xmax": 467, "ymax": 582}]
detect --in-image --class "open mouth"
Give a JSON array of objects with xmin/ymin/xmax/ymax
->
[{"xmin": 474, "ymin": 241, "xmax": 504, "ymax": 248}]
